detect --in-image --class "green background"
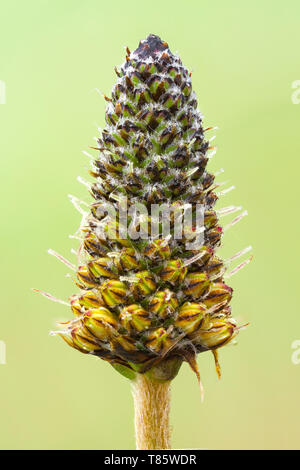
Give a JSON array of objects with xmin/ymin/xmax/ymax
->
[{"xmin": 1, "ymin": 0, "xmax": 299, "ymax": 449}]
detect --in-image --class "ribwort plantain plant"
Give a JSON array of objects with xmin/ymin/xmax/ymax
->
[{"xmin": 35, "ymin": 35, "xmax": 251, "ymax": 450}]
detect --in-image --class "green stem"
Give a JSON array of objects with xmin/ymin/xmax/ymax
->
[{"xmin": 131, "ymin": 374, "xmax": 171, "ymax": 450}]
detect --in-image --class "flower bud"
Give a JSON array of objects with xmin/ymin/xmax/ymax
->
[
  {"xmin": 205, "ymin": 226, "xmax": 222, "ymax": 248},
  {"xmin": 160, "ymin": 259, "xmax": 187, "ymax": 284},
  {"xmin": 149, "ymin": 289, "xmax": 178, "ymax": 319},
  {"xmin": 203, "ymin": 282, "xmax": 233, "ymax": 312},
  {"xmin": 113, "ymin": 248, "xmax": 141, "ymax": 271},
  {"xmin": 88, "ymin": 257, "xmax": 118, "ymax": 279},
  {"xmin": 184, "ymin": 272, "xmax": 210, "ymax": 299},
  {"xmin": 104, "ymin": 220, "xmax": 131, "ymax": 247},
  {"xmin": 50, "ymin": 35, "xmax": 244, "ymax": 387},
  {"xmin": 144, "ymin": 327, "xmax": 174, "ymax": 355},
  {"xmin": 175, "ymin": 302, "xmax": 206, "ymax": 334},
  {"xmin": 204, "ymin": 210, "xmax": 218, "ymax": 229},
  {"xmin": 192, "ymin": 318, "xmax": 237, "ymax": 349},
  {"xmin": 69, "ymin": 291, "xmax": 106, "ymax": 316},
  {"xmin": 144, "ymin": 239, "xmax": 171, "ymax": 261},
  {"xmin": 189, "ymin": 245, "xmax": 212, "ymax": 269},
  {"xmin": 71, "ymin": 325, "xmax": 104, "ymax": 353},
  {"xmin": 100, "ymin": 280, "xmax": 127, "ymax": 307},
  {"xmin": 120, "ymin": 304, "xmax": 151, "ymax": 332},
  {"xmin": 56, "ymin": 332, "xmax": 86, "ymax": 352},
  {"xmin": 83, "ymin": 307, "xmax": 118, "ymax": 340},
  {"xmin": 111, "ymin": 335, "xmax": 150, "ymax": 364},
  {"xmin": 84, "ymin": 232, "xmax": 108, "ymax": 257},
  {"xmin": 76, "ymin": 265, "xmax": 99, "ymax": 288},
  {"xmin": 205, "ymin": 255, "xmax": 225, "ymax": 280},
  {"xmin": 77, "ymin": 291, "xmax": 105, "ymax": 309},
  {"xmin": 131, "ymin": 271, "xmax": 156, "ymax": 297},
  {"xmin": 70, "ymin": 299, "xmax": 83, "ymax": 317}
]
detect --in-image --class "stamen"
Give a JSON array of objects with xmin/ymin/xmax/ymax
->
[
  {"xmin": 49, "ymin": 329, "xmax": 72, "ymax": 337},
  {"xmin": 94, "ymin": 87, "xmax": 104, "ymax": 97},
  {"xmin": 77, "ymin": 176, "xmax": 91, "ymax": 189},
  {"xmin": 207, "ymin": 148, "xmax": 217, "ymax": 159},
  {"xmin": 227, "ymin": 245, "xmax": 252, "ymax": 263},
  {"xmin": 82, "ymin": 150, "xmax": 94, "ymax": 159},
  {"xmin": 68, "ymin": 194, "xmax": 89, "ymax": 216},
  {"xmin": 217, "ymin": 205, "xmax": 242, "ymax": 217},
  {"xmin": 71, "ymin": 244, "xmax": 84, "ymax": 266},
  {"xmin": 217, "ymin": 185, "xmax": 235, "ymax": 196},
  {"xmin": 225, "ymin": 255, "xmax": 253, "ymax": 278},
  {"xmin": 69, "ymin": 234, "xmax": 84, "ymax": 241},
  {"xmin": 183, "ymin": 251, "xmax": 207, "ymax": 267},
  {"xmin": 223, "ymin": 210, "xmax": 248, "ymax": 232},
  {"xmin": 215, "ymin": 168, "xmax": 224, "ymax": 177},
  {"xmin": 57, "ymin": 315, "xmax": 84, "ymax": 327},
  {"xmin": 48, "ymin": 249, "xmax": 76, "ymax": 271},
  {"xmin": 32, "ymin": 288, "xmax": 70, "ymax": 306},
  {"xmin": 237, "ymin": 322, "xmax": 250, "ymax": 331}
]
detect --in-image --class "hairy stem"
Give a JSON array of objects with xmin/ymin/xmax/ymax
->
[{"xmin": 131, "ymin": 374, "xmax": 171, "ymax": 450}]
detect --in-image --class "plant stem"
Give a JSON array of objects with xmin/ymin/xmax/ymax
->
[{"xmin": 131, "ymin": 374, "xmax": 171, "ymax": 450}]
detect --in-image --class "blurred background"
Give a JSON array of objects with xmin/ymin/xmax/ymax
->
[{"xmin": 0, "ymin": 0, "xmax": 299, "ymax": 450}]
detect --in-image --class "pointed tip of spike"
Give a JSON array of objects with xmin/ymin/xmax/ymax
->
[{"xmin": 133, "ymin": 34, "xmax": 171, "ymax": 60}]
